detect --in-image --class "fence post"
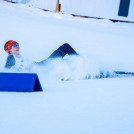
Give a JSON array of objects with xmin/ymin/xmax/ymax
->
[{"xmin": 56, "ymin": 0, "xmax": 61, "ymax": 12}]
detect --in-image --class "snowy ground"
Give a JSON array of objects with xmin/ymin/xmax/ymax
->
[{"xmin": 0, "ymin": 1, "xmax": 134, "ymax": 134}]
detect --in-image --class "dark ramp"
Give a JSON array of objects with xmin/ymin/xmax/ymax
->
[
  {"xmin": 118, "ymin": 0, "xmax": 130, "ymax": 17},
  {"xmin": 0, "ymin": 73, "xmax": 43, "ymax": 92}
]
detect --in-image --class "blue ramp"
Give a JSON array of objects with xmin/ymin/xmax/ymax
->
[
  {"xmin": 118, "ymin": 0, "xmax": 130, "ymax": 17},
  {"xmin": 0, "ymin": 73, "xmax": 43, "ymax": 92}
]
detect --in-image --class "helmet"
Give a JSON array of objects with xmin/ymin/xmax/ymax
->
[{"xmin": 4, "ymin": 40, "xmax": 17, "ymax": 53}]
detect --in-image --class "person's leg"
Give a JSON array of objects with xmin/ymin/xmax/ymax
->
[
  {"xmin": 48, "ymin": 43, "xmax": 79, "ymax": 59},
  {"xmin": 34, "ymin": 43, "xmax": 79, "ymax": 65}
]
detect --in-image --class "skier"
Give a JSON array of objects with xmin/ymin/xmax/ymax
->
[
  {"xmin": 4, "ymin": 40, "xmax": 133, "ymax": 79},
  {"xmin": 4, "ymin": 40, "xmax": 79, "ymax": 72}
]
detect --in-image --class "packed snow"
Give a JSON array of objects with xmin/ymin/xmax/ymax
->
[
  {"xmin": 0, "ymin": 1, "xmax": 134, "ymax": 134},
  {"xmin": 7, "ymin": 0, "xmax": 134, "ymax": 21}
]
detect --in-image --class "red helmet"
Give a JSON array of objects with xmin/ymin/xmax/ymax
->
[{"xmin": 4, "ymin": 40, "xmax": 17, "ymax": 53}]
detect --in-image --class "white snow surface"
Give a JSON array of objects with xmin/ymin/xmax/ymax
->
[
  {"xmin": 0, "ymin": 1, "xmax": 134, "ymax": 134},
  {"xmin": 60, "ymin": 0, "xmax": 134, "ymax": 21},
  {"xmin": 7, "ymin": 0, "xmax": 134, "ymax": 21}
]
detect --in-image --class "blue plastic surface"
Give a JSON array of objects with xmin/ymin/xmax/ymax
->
[
  {"xmin": 118, "ymin": 0, "xmax": 130, "ymax": 17},
  {"xmin": 0, "ymin": 73, "xmax": 43, "ymax": 92}
]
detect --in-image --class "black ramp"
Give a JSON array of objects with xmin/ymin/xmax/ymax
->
[{"xmin": 118, "ymin": 0, "xmax": 130, "ymax": 17}]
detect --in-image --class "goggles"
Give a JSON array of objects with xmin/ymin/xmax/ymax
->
[
  {"xmin": 7, "ymin": 43, "xmax": 19, "ymax": 49},
  {"xmin": 12, "ymin": 43, "xmax": 19, "ymax": 47}
]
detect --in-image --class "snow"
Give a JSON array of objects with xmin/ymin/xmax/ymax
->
[
  {"xmin": 0, "ymin": 1, "xmax": 134, "ymax": 134},
  {"xmin": 7, "ymin": 0, "xmax": 134, "ymax": 21},
  {"xmin": 0, "ymin": 78, "xmax": 134, "ymax": 134},
  {"xmin": 60, "ymin": 0, "xmax": 134, "ymax": 21},
  {"xmin": 28, "ymin": 0, "xmax": 57, "ymax": 11}
]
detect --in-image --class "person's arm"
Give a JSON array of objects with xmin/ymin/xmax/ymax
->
[{"xmin": 5, "ymin": 55, "xmax": 15, "ymax": 69}]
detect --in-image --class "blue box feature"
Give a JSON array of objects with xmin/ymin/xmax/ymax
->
[
  {"xmin": 0, "ymin": 73, "xmax": 43, "ymax": 92},
  {"xmin": 118, "ymin": 0, "xmax": 130, "ymax": 17}
]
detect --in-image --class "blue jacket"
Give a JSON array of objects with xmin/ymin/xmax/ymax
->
[{"xmin": 5, "ymin": 55, "xmax": 15, "ymax": 69}]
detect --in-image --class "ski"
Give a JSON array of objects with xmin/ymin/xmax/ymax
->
[{"xmin": 114, "ymin": 71, "xmax": 134, "ymax": 75}]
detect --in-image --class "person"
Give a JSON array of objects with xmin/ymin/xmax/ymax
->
[
  {"xmin": 5, "ymin": 40, "xmax": 133, "ymax": 79},
  {"xmin": 4, "ymin": 40, "xmax": 79, "ymax": 72}
]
